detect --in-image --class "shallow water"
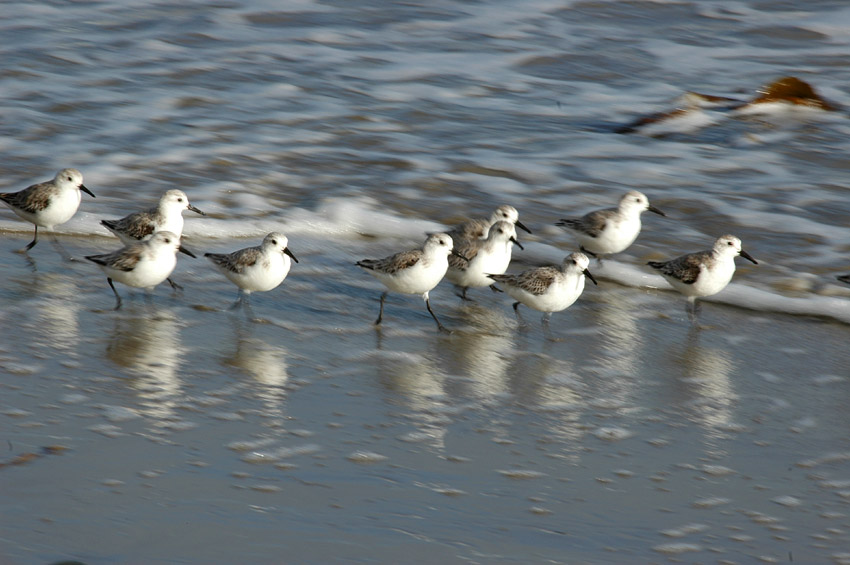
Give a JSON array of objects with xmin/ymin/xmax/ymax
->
[{"xmin": 2, "ymin": 0, "xmax": 850, "ymax": 563}]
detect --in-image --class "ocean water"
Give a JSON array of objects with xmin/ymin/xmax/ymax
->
[{"xmin": 2, "ymin": 1, "xmax": 850, "ymax": 563}]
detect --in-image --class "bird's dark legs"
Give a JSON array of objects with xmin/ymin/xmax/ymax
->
[
  {"xmin": 108, "ymin": 278, "xmax": 123, "ymax": 310},
  {"xmin": 167, "ymin": 277, "xmax": 183, "ymax": 292},
  {"xmin": 375, "ymin": 292, "xmax": 387, "ymax": 325},
  {"xmin": 23, "ymin": 226, "xmax": 39, "ymax": 252},
  {"xmin": 512, "ymin": 301, "xmax": 528, "ymax": 328},
  {"xmin": 424, "ymin": 294, "xmax": 449, "ymax": 333},
  {"xmin": 489, "ymin": 284, "xmax": 502, "ymax": 293}
]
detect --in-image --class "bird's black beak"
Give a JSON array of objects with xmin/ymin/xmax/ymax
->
[
  {"xmin": 284, "ymin": 247, "xmax": 299, "ymax": 263},
  {"xmin": 740, "ymin": 249, "xmax": 757, "ymax": 264},
  {"xmin": 188, "ymin": 204, "xmax": 206, "ymax": 216},
  {"xmin": 451, "ymin": 249, "xmax": 470, "ymax": 262},
  {"xmin": 515, "ymin": 220, "xmax": 532, "ymax": 234},
  {"xmin": 648, "ymin": 205, "xmax": 665, "ymax": 217},
  {"xmin": 584, "ymin": 268, "xmax": 598, "ymax": 285},
  {"xmin": 179, "ymin": 245, "xmax": 197, "ymax": 258},
  {"xmin": 510, "ymin": 236, "xmax": 524, "ymax": 250},
  {"xmin": 81, "ymin": 184, "xmax": 95, "ymax": 198}
]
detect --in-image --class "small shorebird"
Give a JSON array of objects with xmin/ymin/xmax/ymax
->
[
  {"xmin": 205, "ymin": 232, "xmax": 298, "ymax": 312},
  {"xmin": 445, "ymin": 220, "xmax": 523, "ymax": 300},
  {"xmin": 357, "ymin": 233, "xmax": 458, "ymax": 332},
  {"xmin": 647, "ymin": 234, "xmax": 757, "ymax": 322},
  {"xmin": 85, "ymin": 231, "xmax": 188, "ymax": 310},
  {"xmin": 101, "ymin": 189, "xmax": 205, "ymax": 244},
  {"xmin": 1, "ymin": 168, "xmax": 95, "ymax": 253},
  {"xmin": 490, "ymin": 252, "xmax": 596, "ymax": 337},
  {"xmin": 556, "ymin": 190, "xmax": 664, "ymax": 259}
]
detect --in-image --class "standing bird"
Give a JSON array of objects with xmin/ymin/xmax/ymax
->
[
  {"xmin": 356, "ymin": 233, "xmax": 457, "ymax": 332},
  {"xmin": 447, "ymin": 204, "xmax": 532, "ymax": 243},
  {"xmin": 556, "ymin": 190, "xmax": 665, "ymax": 259},
  {"xmin": 489, "ymin": 252, "xmax": 596, "ymax": 336},
  {"xmin": 647, "ymin": 234, "xmax": 757, "ymax": 322},
  {"xmin": 205, "ymin": 232, "xmax": 298, "ymax": 313},
  {"xmin": 85, "ymin": 231, "xmax": 188, "ymax": 310},
  {"xmin": 445, "ymin": 220, "xmax": 523, "ymax": 300},
  {"xmin": 0, "ymin": 168, "xmax": 95, "ymax": 253},
  {"xmin": 100, "ymin": 189, "xmax": 205, "ymax": 289}
]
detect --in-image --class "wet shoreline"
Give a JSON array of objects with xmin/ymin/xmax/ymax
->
[{"xmin": 2, "ymin": 234, "xmax": 849, "ymax": 563}]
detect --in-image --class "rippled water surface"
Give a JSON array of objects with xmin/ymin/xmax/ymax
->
[{"xmin": 2, "ymin": 1, "xmax": 850, "ymax": 563}]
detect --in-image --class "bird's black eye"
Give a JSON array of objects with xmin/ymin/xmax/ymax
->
[
  {"xmin": 178, "ymin": 198, "xmax": 183, "ymax": 202},
  {"xmin": 272, "ymin": 239, "xmax": 277, "ymax": 245},
  {"xmin": 67, "ymin": 176, "xmax": 72, "ymax": 181},
  {"xmin": 727, "ymin": 241, "xmax": 733, "ymax": 246}
]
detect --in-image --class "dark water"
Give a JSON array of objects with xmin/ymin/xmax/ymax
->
[{"xmin": 2, "ymin": 1, "xmax": 850, "ymax": 563}]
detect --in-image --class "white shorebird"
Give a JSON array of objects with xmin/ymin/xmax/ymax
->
[
  {"xmin": 85, "ymin": 231, "xmax": 188, "ymax": 310},
  {"xmin": 356, "ymin": 233, "xmax": 459, "ymax": 332},
  {"xmin": 447, "ymin": 204, "xmax": 532, "ymax": 242},
  {"xmin": 0, "ymin": 168, "xmax": 95, "ymax": 253},
  {"xmin": 490, "ymin": 252, "xmax": 596, "ymax": 336},
  {"xmin": 647, "ymin": 234, "xmax": 757, "ymax": 321},
  {"xmin": 101, "ymin": 189, "xmax": 205, "ymax": 289},
  {"xmin": 445, "ymin": 220, "xmax": 523, "ymax": 300},
  {"xmin": 101, "ymin": 189, "xmax": 205, "ymax": 244},
  {"xmin": 556, "ymin": 190, "xmax": 665, "ymax": 259},
  {"xmin": 205, "ymin": 232, "xmax": 298, "ymax": 312}
]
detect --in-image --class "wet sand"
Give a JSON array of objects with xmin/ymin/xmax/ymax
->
[{"xmin": 2, "ymin": 234, "xmax": 850, "ymax": 564}]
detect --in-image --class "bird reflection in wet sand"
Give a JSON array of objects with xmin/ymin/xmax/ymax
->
[
  {"xmin": 223, "ymin": 324, "xmax": 290, "ymax": 417},
  {"xmin": 371, "ymin": 348, "xmax": 449, "ymax": 450},
  {"xmin": 24, "ymin": 273, "xmax": 84, "ymax": 355},
  {"xmin": 106, "ymin": 307, "xmax": 184, "ymax": 422},
  {"xmin": 576, "ymin": 288, "xmax": 645, "ymax": 409},
  {"xmin": 671, "ymin": 328, "xmax": 737, "ymax": 444},
  {"xmin": 443, "ymin": 303, "xmax": 515, "ymax": 401},
  {"xmin": 508, "ymin": 352, "xmax": 586, "ymax": 452}
]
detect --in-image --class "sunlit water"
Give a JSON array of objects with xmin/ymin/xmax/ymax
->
[{"xmin": 2, "ymin": 1, "xmax": 850, "ymax": 563}]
